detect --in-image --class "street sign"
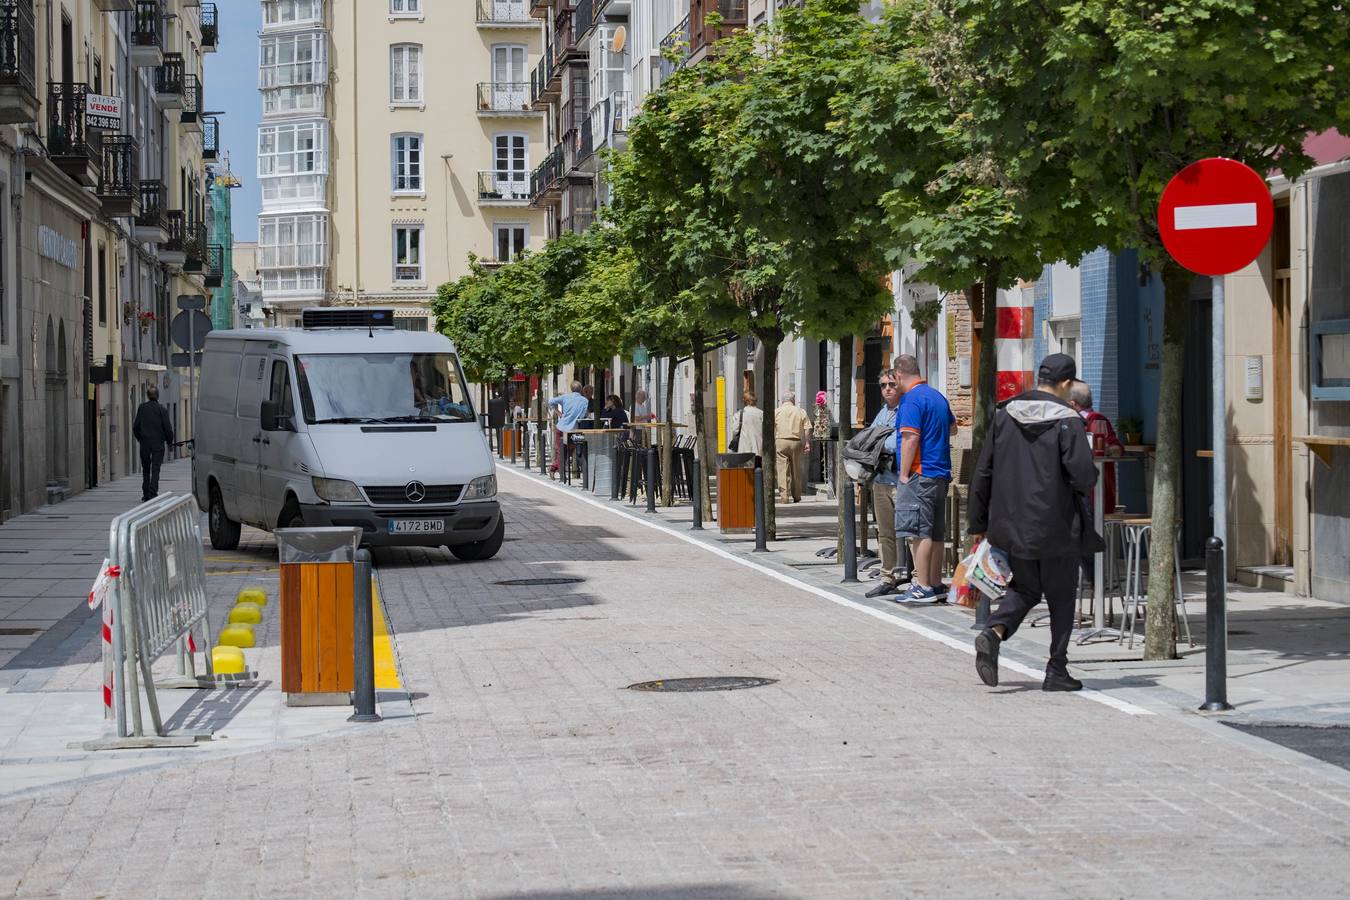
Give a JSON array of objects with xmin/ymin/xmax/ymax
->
[
  {"xmin": 177, "ymin": 295, "xmax": 206, "ymax": 311},
  {"xmin": 171, "ymin": 310, "xmax": 212, "ymax": 352},
  {"xmin": 1158, "ymin": 157, "xmax": 1274, "ymax": 276},
  {"xmin": 170, "ymin": 352, "xmax": 203, "ymax": 368}
]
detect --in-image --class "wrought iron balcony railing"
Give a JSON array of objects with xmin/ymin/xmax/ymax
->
[
  {"xmin": 162, "ymin": 209, "xmax": 187, "ymax": 259},
  {"xmin": 475, "ymin": 0, "xmax": 529, "ymax": 24},
  {"xmin": 0, "ymin": 0, "xmax": 37, "ymax": 106},
  {"xmin": 135, "ymin": 181, "xmax": 170, "ymax": 240},
  {"xmin": 47, "ymin": 82, "xmax": 98, "ymax": 183},
  {"xmin": 204, "ymin": 245, "xmax": 224, "ymax": 287},
  {"xmin": 96, "ymin": 134, "xmax": 139, "ymax": 215},
  {"xmin": 183, "ymin": 221, "xmax": 208, "ymax": 271},
  {"xmin": 202, "ymin": 116, "xmax": 219, "ymax": 160},
  {"xmin": 200, "ymin": 3, "xmax": 218, "ymax": 51},
  {"xmin": 132, "ymin": 0, "xmax": 164, "ymax": 63},
  {"xmin": 529, "ymin": 144, "xmax": 563, "ymax": 202},
  {"xmin": 477, "ymin": 170, "xmax": 530, "ymax": 202},
  {"xmin": 154, "ymin": 51, "xmax": 184, "ymax": 105},
  {"xmin": 477, "ymin": 81, "xmax": 531, "ymax": 113},
  {"xmin": 180, "ymin": 73, "xmax": 201, "ymax": 127}
]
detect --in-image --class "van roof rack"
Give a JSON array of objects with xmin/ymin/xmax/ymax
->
[{"xmin": 301, "ymin": 308, "xmax": 396, "ymax": 330}]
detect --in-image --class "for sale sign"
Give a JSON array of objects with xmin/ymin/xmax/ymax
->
[
  {"xmin": 1157, "ymin": 157, "xmax": 1275, "ymax": 276},
  {"xmin": 86, "ymin": 93, "xmax": 122, "ymax": 130}
]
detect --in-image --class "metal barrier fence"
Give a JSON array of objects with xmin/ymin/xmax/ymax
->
[{"xmin": 93, "ymin": 493, "xmax": 214, "ymax": 747}]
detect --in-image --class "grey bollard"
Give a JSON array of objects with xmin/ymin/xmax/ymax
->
[
  {"xmin": 645, "ymin": 446, "xmax": 658, "ymax": 513},
  {"xmin": 753, "ymin": 464, "xmax": 768, "ymax": 552},
  {"xmin": 1201, "ymin": 537, "xmax": 1233, "ymax": 712},
  {"xmin": 610, "ymin": 443, "xmax": 621, "ymax": 501},
  {"xmin": 539, "ymin": 423, "xmax": 547, "ymax": 476},
  {"xmin": 349, "ymin": 549, "xmax": 381, "ymax": 723},
  {"xmin": 691, "ymin": 456, "xmax": 703, "ymax": 530},
  {"xmin": 841, "ymin": 478, "xmax": 859, "ymax": 582}
]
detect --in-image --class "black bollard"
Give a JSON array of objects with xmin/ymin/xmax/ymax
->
[
  {"xmin": 511, "ymin": 423, "xmax": 518, "ymax": 465},
  {"xmin": 645, "ymin": 446, "xmax": 658, "ymax": 513},
  {"xmin": 610, "ymin": 443, "xmax": 621, "ymax": 501},
  {"xmin": 691, "ymin": 456, "xmax": 703, "ymax": 530},
  {"xmin": 1201, "ymin": 536, "xmax": 1233, "ymax": 712},
  {"xmin": 841, "ymin": 478, "xmax": 859, "ymax": 582},
  {"xmin": 349, "ymin": 549, "xmax": 381, "ymax": 723},
  {"xmin": 753, "ymin": 465, "xmax": 768, "ymax": 552},
  {"xmin": 496, "ymin": 427, "xmax": 503, "ymax": 459}
]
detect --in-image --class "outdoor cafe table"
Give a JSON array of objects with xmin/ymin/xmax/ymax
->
[
  {"xmin": 1075, "ymin": 452, "xmax": 1147, "ymax": 644},
  {"xmin": 569, "ymin": 428, "xmax": 627, "ymax": 495}
]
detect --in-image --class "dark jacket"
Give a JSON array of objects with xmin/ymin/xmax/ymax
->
[
  {"xmin": 967, "ymin": 390, "xmax": 1100, "ymax": 559},
  {"xmin": 132, "ymin": 400, "xmax": 175, "ymax": 449}
]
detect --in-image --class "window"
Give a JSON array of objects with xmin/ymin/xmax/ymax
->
[
  {"xmin": 492, "ymin": 132, "xmax": 528, "ymax": 198},
  {"xmin": 494, "ymin": 223, "xmax": 527, "ymax": 263},
  {"xmin": 258, "ymin": 121, "xmax": 328, "ymax": 177},
  {"xmin": 259, "ymin": 213, "xmax": 328, "ymax": 294},
  {"xmin": 390, "ymin": 0, "xmax": 421, "ymax": 15},
  {"xmin": 1048, "ymin": 318, "xmax": 1082, "ymax": 373},
  {"xmin": 394, "ymin": 226, "xmax": 423, "ymax": 282},
  {"xmin": 390, "ymin": 44, "xmax": 423, "ymax": 104},
  {"xmin": 263, "ymin": 0, "xmax": 321, "ymax": 28},
  {"xmin": 392, "ymin": 134, "xmax": 423, "ymax": 192},
  {"xmin": 269, "ymin": 360, "xmax": 295, "ymax": 419},
  {"xmin": 392, "ymin": 317, "xmax": 429, "ymax": 332},
  {"xmin": 260, "ymin": 33, "xmax": 325, "ymax": 90}
]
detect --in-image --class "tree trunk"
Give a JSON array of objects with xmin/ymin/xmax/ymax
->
[
  {"xmin": 662, "ymin": 354, "xmax": 677, "ymax": 506},
  {"xmin": 690, "ymin": 331, "xmax": 712, "ymax": 517},
  {"xmin": 757, "ymin": 329, "xmax": 782, "ymax": 539},
  {"xmin": 836, "ymin": 334, "xmax": 854, "ymax": 557},
  {"xmin": 1145, "ymin": 261, "xmax": 1188, "ymax": 661},
  {"xmin": 971, "ymin": 261, "xmax": 1003, "ymax": 463}
]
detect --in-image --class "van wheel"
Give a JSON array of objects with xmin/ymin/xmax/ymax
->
[
  {"xmin": 208, "ymin": 484, "xmax": 241, "ymax": 551},
  {"xmin": 449, "ymin": 516, "xmax": 505, "ymax": 561},
  {"xmin": 278, "ymin": 499, "xmax": 304, "ymax": 530}
]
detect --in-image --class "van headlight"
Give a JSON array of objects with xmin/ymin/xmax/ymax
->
[
  {"xmin": 313, "ymin": 477, "xmax": 363, "ymax": 503},
  {"xmin": 465, "ymin": 475, "xmax": 497, "ymax": 500}
]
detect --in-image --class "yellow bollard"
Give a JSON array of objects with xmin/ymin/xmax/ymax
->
[
  {"xmin": 218, "ymin": 623, "xmax": 255, "ymax": 648},
  {"xmin": 236, "ymin": 587, "xmax": 268, "ymax": 606},
  {"xmin": 212, "ymin": 645, "xmax": 247, "ymax": 675},
  {"xmin": 227, "ymin": 603, "xmax": 263, "ymax": 625}
]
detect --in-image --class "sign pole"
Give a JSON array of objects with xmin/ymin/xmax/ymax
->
[{"xmin": 1211, "ymin": 274, "xmax": 1226, "ymax": 568}]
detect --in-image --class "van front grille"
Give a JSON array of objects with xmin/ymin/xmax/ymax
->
[{"xmin": 363, "ymin": 484, "xmax": 463, "ymax": 505}]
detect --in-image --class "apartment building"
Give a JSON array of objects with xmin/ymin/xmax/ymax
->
[
  {"xmin": 256, "ymin": 0, "xmax": 549, "ymax": 329},
  {"xmin": 0, "ymin": 0, "xmax": 221, "ymax": 520}
]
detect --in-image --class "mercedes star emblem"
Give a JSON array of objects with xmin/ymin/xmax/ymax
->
[{"xmin": 405, "ymin": 481, "xmax": 427, "ymax": 503}]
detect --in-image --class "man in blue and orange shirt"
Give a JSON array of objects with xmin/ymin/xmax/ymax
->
[{"xmin": 893, "ymin": 355, "xmax": 957, "ymax": 603}]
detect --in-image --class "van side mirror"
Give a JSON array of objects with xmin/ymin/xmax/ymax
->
[{"xmin": 260, "ymin": 401, "xmax": 292, "ymax": 432}]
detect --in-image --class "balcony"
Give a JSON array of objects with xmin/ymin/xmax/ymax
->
[
  {"xmin": 574, "ymin": 0, "xmax": 593, "ymax": 40},
  {"xmin": 477, "ymin": 170, "xmax": 530, "ymax": 205},
  {"xmin": 0, "ymin": 0, "xmax": 37, "ymax": 124},
  {"xmin": 204, "ymin": 245, "xmax": 224, "ymax": 288},
  {"xmin": 476, "ymin": 81, "xmax": 536, "ymax": 116},
  {"xmin": 134, "ymin": 181, "xmax": 170, "ymax": 243},
  {"xmin": 96, "ymin": 134, "xmax": 139, "ymax": 217},
  {"xmin": 529, "ymin": 52, "xmax": 556, "ymax": 109},
  {"xmin": 47, "ymin": 83, "xmax": 99, "ymax": 185},
  {"xmin": 586, "ymin": 90, "xmax": 629, "ymax": 163},
  {"xmin": 476, "ymin": 0, "xmax": 532, "ymax": 27},
  {"xmin": 94, "ymin": 0, "xmax": 134, "ymax": 10},
  {"xmin": 529, "ymin": 144, "xmax": 562, "ymax": 206},
  {"xmin": 153, "ymin": 52, "xmax": 183, "ymax": 108},
  {"xmin": 183, "ymin": 221, "xmax": 208, "ymax": 273},
  {"xmin": 202, "ymin": 116, "xmax": 219, "ymax": 161},
  {"xmin": 200, "ymin": 3, "xmax": 218, "ymax": 52},
  {"xmin": 690, "ymin": 0, "xmax": 746, "ymax": 59},
  {"xmin": 659, "ymin": 14, "xmax": 691, "ymax": 77},
  {"xmin": 161, "ymin": 210, "xmax": 187, "ymax": 266},
  {"xmin": 180, "ymin": 74, "xmax": 202, "ymax": 132},
  {"xmin": 550, "ymin": 9, "xmax": 585, "ymax": 79},
  {"xmin": 528, "ymin": 0, "xmax": 549, "ymax": 18},
  {"xmin": 562, "ymin": 210, "xmax": 594, "ymax": 234},
  {"xmin": 131, "ymin": 1, "xmax": 164, "ymax": 68}
]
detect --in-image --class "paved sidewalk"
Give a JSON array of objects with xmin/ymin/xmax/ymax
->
[{"xmin": 1, "ymin": 465, "xmax": 1348, "ymax": 897}]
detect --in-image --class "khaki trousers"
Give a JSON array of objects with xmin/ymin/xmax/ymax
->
[
  {"xmin": 871, "ymin": 481, "xmax": 897, "ymax": 583},
  {"xmin": 775, "ymin": 438, "xmax": 804, "ymax": 501}
]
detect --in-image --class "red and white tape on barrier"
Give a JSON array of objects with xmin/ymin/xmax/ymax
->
[{"xmin": 88, "ymin": 561, "xmax": 120, "ymax": 714}]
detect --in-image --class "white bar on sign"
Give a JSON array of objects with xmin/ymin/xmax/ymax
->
[{"xmin": 1174, "ymin": 202, "xmax": 1258, "ymax": 231}]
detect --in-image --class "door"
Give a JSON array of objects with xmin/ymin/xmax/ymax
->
[
  {"xmin": 494, "ymin": 223, "xmax": 526, "ymax": 263},
  {"xmin": 235, "ymin": 350, "xmax": 270, "ymax": 526},
  {"xmin": 492, "ymin": 45, "xmax": 526, "ymax": 110},
  {"xmin": 1272, "ymin": 203, "xmax": 1293, "ymax": 565},
  {"xmin": 494, "ymin": 134, "xmax": 527, "ymax": 199},
  {"xmin": 495, "ymin": 0, "xmax": 525, "ymax": 20},
  {"xmin": 1180, "ymin": 286, "xmax": 1212, "ymax": 564},
  {"xmin": 260, "ymin": 358, "xmax": 302, "ymax": 527}
]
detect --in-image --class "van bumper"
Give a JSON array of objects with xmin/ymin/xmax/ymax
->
[{"xmin": 298, "ymin": 501, "xmax": 501, "ymax": 547}]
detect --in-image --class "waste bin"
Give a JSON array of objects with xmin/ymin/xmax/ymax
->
[
  {"xmin": 276, "ymin": 527, "xmax": 361, "ymax": 706},
  {"xmin": 717, "ymin": 453, "xmax": 757, "ymax": 534}
]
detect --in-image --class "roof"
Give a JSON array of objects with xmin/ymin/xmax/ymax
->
[
  {"xmin": 205, "ymin": 327, "xmax": 458, "ymax": 354},
  {"xmin": 1304, "ymin": 129, "xmax": 1350, "ymax": 167}
]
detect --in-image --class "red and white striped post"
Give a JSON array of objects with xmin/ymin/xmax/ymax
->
[
  {"xmin": 995, "ymin": 287, "xmax": 1035, "ymax": 401},
  {"xmin": 88, "ymin": 561, "xmax": 120, "ymax": 719}
]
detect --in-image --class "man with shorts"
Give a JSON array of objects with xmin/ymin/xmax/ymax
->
[{"xmin": 893, "ymin": 355, "xmax": 956, "ymax": 603}]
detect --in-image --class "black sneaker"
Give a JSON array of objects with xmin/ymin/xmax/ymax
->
[
  {"xmin": 865, "ymin": 581, "xmax": 899, "ymax": 599},
  {"xmin": 1042, "ymin": 672, "xmax": 1083, "ymax": 692},
  {"xmin": 974, "ymin": 629, "xmax": 1000, "ymax": 687}
]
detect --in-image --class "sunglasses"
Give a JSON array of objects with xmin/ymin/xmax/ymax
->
[{"xmin": 880, "ymin": 381, "xmax": 898, "ymax": 388}]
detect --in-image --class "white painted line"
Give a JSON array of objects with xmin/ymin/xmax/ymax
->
[
  {"xmin": 499, "ymin": 466, "xmax": 1155, "ymax": 717},
  {"xmin": 1174, "ymin": 202, "xmax": 1257, "ymax": 231}
]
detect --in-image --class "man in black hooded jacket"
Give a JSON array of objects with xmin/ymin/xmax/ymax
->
[{"xmin": 967, "ymin": 353, "xmax": 1099, "ymax": 692}]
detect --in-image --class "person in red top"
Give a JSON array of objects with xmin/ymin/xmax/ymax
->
[{"xmin": 1070, "ymin": 381, "xmax": 1122, "ymax": 512}]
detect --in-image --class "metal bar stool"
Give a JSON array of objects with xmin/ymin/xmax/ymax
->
[{"xmin": 1119, "ymin": 520, "xmax": 1193, "ymax": 648}]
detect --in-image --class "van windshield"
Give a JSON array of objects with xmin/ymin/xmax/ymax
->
[{"xmin": 294, "ymin": 353, "xmax": 475, "ymax": 424}]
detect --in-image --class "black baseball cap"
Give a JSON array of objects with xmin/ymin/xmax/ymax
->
[{"xmin": 1038, "ymin": 353, "xmax": 1077, "ymax": 384}]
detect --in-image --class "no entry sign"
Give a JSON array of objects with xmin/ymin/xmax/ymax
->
[{"xmin": 1158, "ymin": 157, "xmax": 1274, "ymax": 276}]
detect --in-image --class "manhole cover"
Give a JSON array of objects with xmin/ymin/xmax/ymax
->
[
  {"xmin": 628, "ymin": 677, "xmax": 778, "ymax": 693},
  {"xmin": 493, "ymin": 577, "xmax": 585, "ymax": 587}
]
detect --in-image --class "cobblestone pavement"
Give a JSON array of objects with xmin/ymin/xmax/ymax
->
[{"xmin": 1, "ymin": 470, "xmax": 1349, "ymax": 898}]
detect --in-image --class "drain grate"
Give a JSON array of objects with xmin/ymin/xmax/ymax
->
[
  {"xmin": 493, "ymin": 577, "xmax": 585, "ymax": 587},
  {"xmin": 628, "ymin": 676, "xmax": 778, "ymax": 693},
  {"xmin": 1227, "ymin": 630, "xmax": 1256, "ymax": 636},
  {"xmin": 1223, "ymin": 722, "xmax": 1350, "ymax": 771},
  {"xmin": 0, "ymin": 627, "xmax": 41, "ymax": 636}
]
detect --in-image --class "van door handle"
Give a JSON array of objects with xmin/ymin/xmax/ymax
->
[
  {"xmin": 252, "ymin": 437, "xmax": 262, "ymax": 443},
  {"xmin": 262, "ymin": 438, "xmax": 270, "ymax": 446}
]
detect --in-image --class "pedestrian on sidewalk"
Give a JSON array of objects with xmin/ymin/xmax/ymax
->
[
  {"xmin": 865, "ymin": 370, "xmax": 904, "ymax": 598},
  {"xmin": 729, "ymin": 389, "xmax": 764, "ymax": 462},
  {"xmin": 893, "ymin": 355, "xmax": 956, "ymax": 603},
  {"xmin": 547, "ymin": 381, "xmax": 589, "ymax": 479},
  {"xmin": 773, "ymin": 391, "xmax": 810, "ymax": 503},
  {"xmin": 968, "ymin": 353, "xmax": 1100, "ymax": 692},
  {"xmin": 132, "ymin": 385, "xmax": 174, "ymax": 503},
  {"xmin": 1069, "ymin": 380, "xmax": 1122, "ymax": 513}
]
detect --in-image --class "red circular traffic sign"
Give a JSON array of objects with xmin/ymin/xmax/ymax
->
[{"xmin": 1157, "ymin": 157, "xmax": 1274, "ymax": 276}]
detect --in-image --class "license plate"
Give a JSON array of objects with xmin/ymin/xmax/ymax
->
[{"xmin": 388, "ymin": 519, "xmax": 445, "ymax": 534}]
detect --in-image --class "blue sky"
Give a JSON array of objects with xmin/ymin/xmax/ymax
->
[{"xmin": 204, "ymin": 2, "xmax": 263, "ymax": 241}]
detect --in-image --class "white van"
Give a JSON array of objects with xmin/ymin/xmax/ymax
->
[{"xmin": 192, "ymin": 308, "xmax": 503, "ymax": 560}]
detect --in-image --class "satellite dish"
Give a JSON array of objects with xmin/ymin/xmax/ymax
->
[{"xmin": 612, "ymin": 25, "xmax": 627, "ymax": 54}]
